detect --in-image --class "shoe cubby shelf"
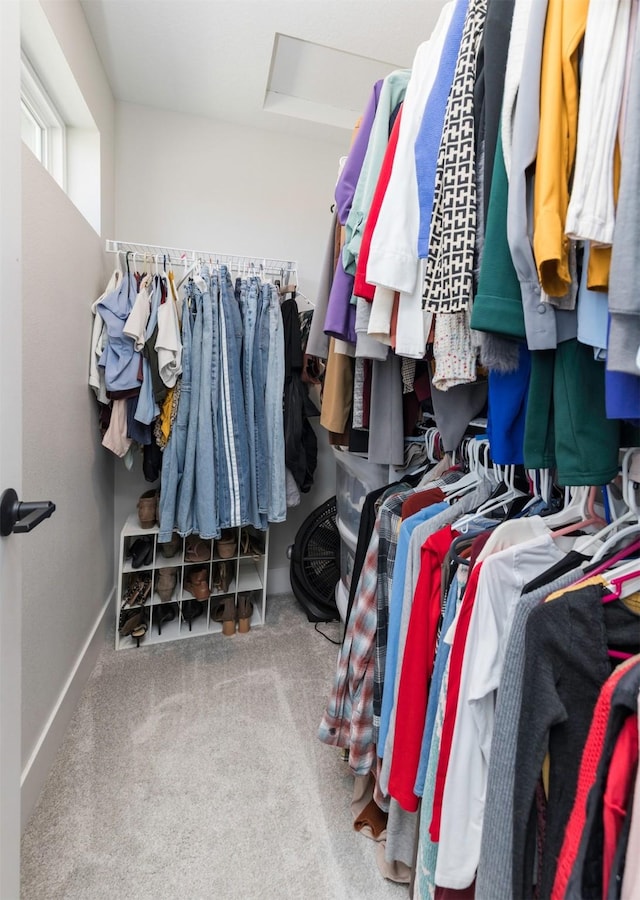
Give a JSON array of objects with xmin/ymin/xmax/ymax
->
[{"xmin": 116, "ymin": 517, "xmax": 269, "ymax": 650}]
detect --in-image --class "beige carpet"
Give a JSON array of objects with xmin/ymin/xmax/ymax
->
[{"xmin": 21, "ymin": 594, "xmax": 405, "ymax": 900}]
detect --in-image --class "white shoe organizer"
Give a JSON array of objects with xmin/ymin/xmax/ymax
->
[{"xmin": 115, "ymin": 515, "xmax": 268, "ymax": 650}]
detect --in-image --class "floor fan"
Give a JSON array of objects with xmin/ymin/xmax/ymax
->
[{"xmin": 289, "ymin": 496, "xmax": 340, "ymax": 622}]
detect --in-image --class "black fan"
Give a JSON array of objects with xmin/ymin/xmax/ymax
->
[{"xmin": 289, "ymin": 496, "xmax": 340, "ymax": 622}]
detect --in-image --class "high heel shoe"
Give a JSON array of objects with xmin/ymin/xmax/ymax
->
[
  {"xmin": 156, "ymin": 603, "xmax": 177, "ymax": 636},
  {"xmin": 119, "ymin": 608, "xmax": 148, "ymax": 645},
  {"xmin": 181, "ymin": 598, "xmax": 204, "ymax": 632}
]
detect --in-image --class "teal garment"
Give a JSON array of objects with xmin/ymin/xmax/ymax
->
[
  {"xmin": 524, "ymin": 339, "xmax": 620, "ymax": 485},
  {"xmin": 470, "ymin": 125, "xmax": 526, "ymax": 340},
  {"xmin": 414, "ymin": 594, "xmax": 461, "ymax": 900},
  {"xmin": 342, "ymin": 69, "xmax": 411, "ymax": 276}
]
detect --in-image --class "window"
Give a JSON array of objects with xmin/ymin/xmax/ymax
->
[{"xmin": 20, "ymin": 53, "xmax": 66, "ymax": 190}]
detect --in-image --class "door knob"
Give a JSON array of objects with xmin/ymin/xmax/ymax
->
[{"xmin": 0, "ymin": 488, "xmax": 56, "ymax": 536}]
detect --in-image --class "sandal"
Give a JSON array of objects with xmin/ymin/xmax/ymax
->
[
  {"xmin": 119, "ymin": 608, "xmax": 148, "ymax": 645},
  {"xmin": 240, "ymin": 528, "xmax": 265, "ymax": 560},
  {"xmin": 236, "ymin": 592, "xmax": 254, "ymax": 634},
  {"xmin": 212, "ymin": 595, "xmax": 236, "ymax": 636},
  {"xmin": 185, "ymin": 535, "xmax": 212, "ymax": 563},
  {"xmin": 122, "ymin": 572, "xmax": 152, "ymax": 607}
]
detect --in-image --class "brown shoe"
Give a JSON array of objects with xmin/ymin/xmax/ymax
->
[
  {"xmin": 156, "ymin": 567, "xmax": 177, "ymax": 603},
  {"xmin": 185, "ymin": 535, "xmax": 212, "ymax": 562},
  {"xmin": 236, "ymin": 592, "xmax": 255, "ymax": 634},
  {"xmin": 212, "ymin": 560, "xmax": 233, "ymax": 593},
  {"xmin": 137, "ymin": 490, "xmax": 158, "ymax": 528},
  {"xmin": 215, "ymin": 529, "xmax": 237, "ymax": 559},
  {"xmin": 183, "ymin": 566, "xmax": 210, "ymax": 600},
  {"xmin": 212, "ymin": 595, "xmax": 236, "ymax": 636},
  {"xmin": 158, "ymin": 532, "xmax": 181, "ymax": 558}
]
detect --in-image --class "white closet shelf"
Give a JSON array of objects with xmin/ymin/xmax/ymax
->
[{"xmin": 116, "ymin": 517, "xmax": 268, "ymax": 650}]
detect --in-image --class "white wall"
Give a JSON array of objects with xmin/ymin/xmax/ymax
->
[
  {"xmin": 114, "ymin": 101, "xmax": 343, "ymax": 590},
  {"xmin": 20, "ymin": 0, "xmax": 115, "ymax": 826}
]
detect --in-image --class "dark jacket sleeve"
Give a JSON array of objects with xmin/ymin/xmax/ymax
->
[{"xmin": 512, "ymin": 602, "xmax": 569, "ymax": 899}]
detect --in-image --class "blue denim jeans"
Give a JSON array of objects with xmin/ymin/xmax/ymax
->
[
  {"xmin": 253, "ymin": 284, "xmax": 271, "ymax": 523},
  {"xmin": 158, "ymin": 288, "xmax": 193, "ymax": 542},
  {"xmin": 238, "ymin": 277, "xmax": 264, "ymax": 528},
  {"xmin": 265, "ymin": 285, "xmax": 286, "ymax": 522},
  {"xmin": 216, "ymin": 267, "xmax": 250, "ymax": 528},
  {"xmin": 194, "ymin": 270, "xmax": 219, "ymax": 538},
  {"xmin": 176, "ymin": 283, "xmax": 203, "ymax": 535},
  {"xmin": 134, "ymin": 276, "xmax": 162, "ymax": 425}
]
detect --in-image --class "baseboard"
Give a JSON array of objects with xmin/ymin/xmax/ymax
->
[
  {"xmin": 266, "ymin": 566, "xmax": 292, "ymax": 597},
  {"xmin": 20, "ymin": 588, "xmax": 113, "ymax": 830}
]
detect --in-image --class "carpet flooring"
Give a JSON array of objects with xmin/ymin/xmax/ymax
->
[{"xmin": 21, "ymin": 594, "xmax": 405, "ymax": 900}]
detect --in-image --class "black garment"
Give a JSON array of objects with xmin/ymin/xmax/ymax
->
[
  {"xmin": 513, "ymin": 585, "xmax": 640, "ymax": 900},
  {"xmin": 565, "ymin": 661, "xmax": 640, "ymax": 899},
  {"xmin": 523, "ymin": 549, "xmax": 590, "ymax": 594},
  {"xmin": 282, "ymin": 297, "xmax": 318, "ymax": 492},
  {"xmin": 143, "ymin": 438, "xmax": 162, "ymax": 482},
  {"xmin": 344, "ymin": 483, "xmax": 391, "ymax": 630},
  {"xmin": 477, "ymin": 0, "xmax": 515, "ymax": 221}
]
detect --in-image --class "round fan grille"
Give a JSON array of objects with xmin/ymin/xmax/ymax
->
[{"xmin": 290, "ymin": 496, "xmax": 340, "ymax": 622}]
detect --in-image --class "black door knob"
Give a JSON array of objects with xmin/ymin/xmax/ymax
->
[{"xmin": 0, "ymin": 489, "xmax": 56, "ymax": 536}]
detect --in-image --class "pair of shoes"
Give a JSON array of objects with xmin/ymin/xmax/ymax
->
[
  {"xmin": 156, "ymin": 567, "xmax": 177, "ymax": 602},
  {"xmin": 215, "ymin": 529, "xmax": 237, "ymax": 559},
  {"xmin": 129, "ymin": 536, "xmax": 153, "ymax": 568},
  {"xmin": 123, "ymin": 572, "xmax": 152, "ymax": 607},
  {"xmin": 240, "ymin": 528, "xmax": 265, "ymax": 559},
  {"xmin": 184, "ymin": 566, "xmax": 210, "ymax": 599},
  {"xmin": 158, "ymin": 532, "xmax": 181, "ymax": 559},
  {"xmin": 185, "ymin": 535, "xmax": 211, "ymax": 562},
  {"xmin": 182, "ymin": 598, "xmax": 204, "ymax": 631},
  {"xmin": 156, "ymin": 602, "xmax": 177, "ymax": 635},
  {"xmin": 137, "ymin": 489, "xmax": 158, "ymax": 528},
  {"xmin": 211, "ymin": 595, "xmax": 235, "ymax": 636},
  {"xmin": 212, "ymin": 560, "xmax": 233, "ymax": 593},
  {"xmin": 211, "ymin": 591, "xmax": 254, "ymax": 635},
  {"xmin": 119, "ymin": 608, "xmax": 149, "ymax": 644}
]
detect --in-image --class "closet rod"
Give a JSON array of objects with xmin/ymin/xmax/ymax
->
[{"xmin": 105, "ymin": 239, "xmax": 297, "ymax": 277}]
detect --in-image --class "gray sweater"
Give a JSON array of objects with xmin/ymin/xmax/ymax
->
[
  {"xmin": 475, "ymin": 568, "xmax": 582, "ymax": 900},
  {"xmin": 608, "ymin": 7, "xmax": 640, "ymax": 375}
]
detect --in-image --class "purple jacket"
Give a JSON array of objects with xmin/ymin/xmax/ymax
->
[{"xmin": 325, "ymin": 79, "xmax": 382, "ymax": 342}]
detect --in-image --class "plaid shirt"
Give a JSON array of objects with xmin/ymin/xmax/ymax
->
[
  {"xmin": 318, "ymin": 523, "xmax": 381, "ymax": 775},
  {"xmin": 319, "ymin": 471, "xmax": 464, "ymax": 773}
]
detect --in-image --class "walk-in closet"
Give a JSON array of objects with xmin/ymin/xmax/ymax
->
[{"xmin": 3, "ymin": 0, "xmax": 640, "ymax": 897}]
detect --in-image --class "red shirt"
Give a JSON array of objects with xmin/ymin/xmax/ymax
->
[
  {"xmin": 353, "ymin": 106, "xmax": 403, "ymax": 302},
  {"xmin": 388, "ymin": 525, "xmax": 459, "ymax": 812},
  {"xmin": 603, "ymin": 713, "xmax": 639, "ymax": 895},
  {"xmin": 552, "ymin": 662, "xmax": 632, "ymax": 899}
]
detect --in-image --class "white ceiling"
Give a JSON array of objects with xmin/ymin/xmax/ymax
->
[{"xmin": 80, "ymin": 0, "xmax": 448, "ymax": 145}]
